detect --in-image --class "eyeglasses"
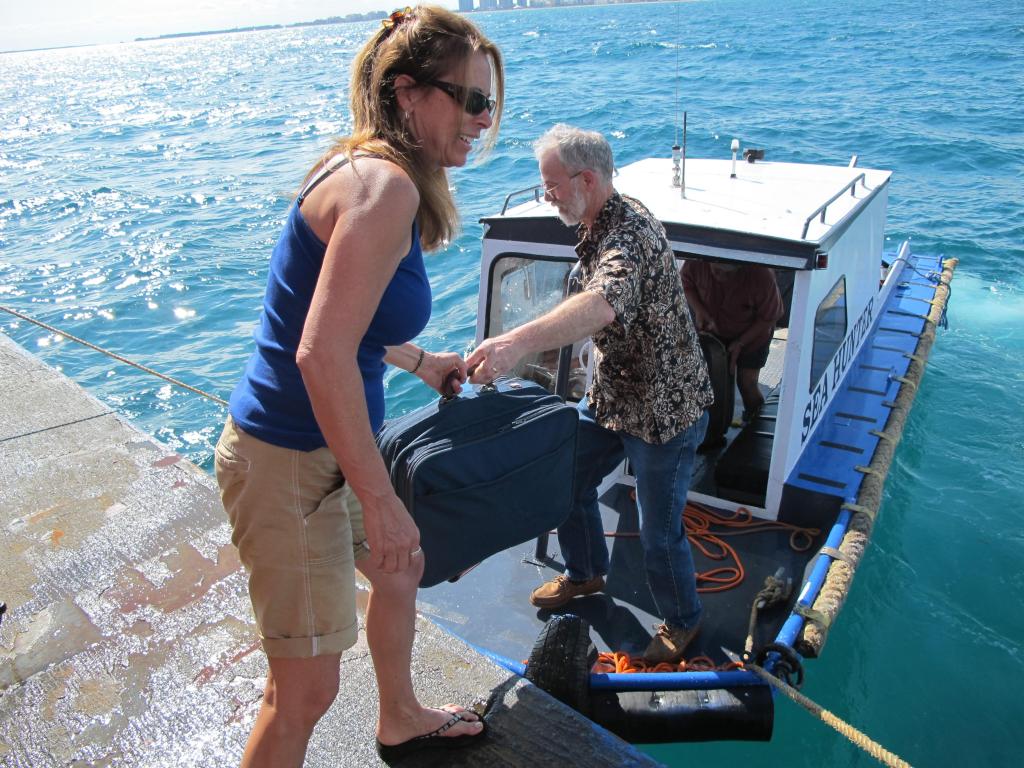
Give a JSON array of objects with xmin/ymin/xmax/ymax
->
[
  {"xmin": 541, "ymin": 171, "xmax": 583, "ymax": 201},
  {"xmin": 426, "ymin": 80, "xmax": 496, "ymax": 117}
]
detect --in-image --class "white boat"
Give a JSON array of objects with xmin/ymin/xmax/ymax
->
[{"xmin": 416, "ymin": 144, "xmax": 956, "ymax": 742}]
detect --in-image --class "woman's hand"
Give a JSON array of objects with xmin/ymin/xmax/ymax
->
[
  {"xmin": 415, "ymin": 350, "xmax": 468, "ymax": 395},
  {"xmin": 362, "ymin": 491, "xmax": 422, "ymax": 574}
]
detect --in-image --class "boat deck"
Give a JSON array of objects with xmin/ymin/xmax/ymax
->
[{"xmin": 417, "ymin": 478, "xmax": 824, "ymax": 669}]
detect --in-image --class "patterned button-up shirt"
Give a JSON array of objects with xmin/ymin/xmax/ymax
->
[{"xmin": 577, "ymin": 192, "xmax": 713, "ymax": 444}]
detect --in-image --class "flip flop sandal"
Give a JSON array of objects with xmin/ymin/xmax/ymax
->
[{"xmin": 375, "ymin": 708, "xmax": 486, "ymax": 761}]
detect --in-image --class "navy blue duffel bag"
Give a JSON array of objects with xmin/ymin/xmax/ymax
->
[{"xmin": 376, "ymin": 377, "xmax": 579, "ymax": 587}]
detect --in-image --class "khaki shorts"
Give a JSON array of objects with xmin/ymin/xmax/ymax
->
[{"xmin": 214, "ymin": 416, "xmax": 369, "ymax": 658}]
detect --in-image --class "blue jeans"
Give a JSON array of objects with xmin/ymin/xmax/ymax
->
[{"xmin": 557, "ymin": 400, "xmax": 708, "ymax": 631}]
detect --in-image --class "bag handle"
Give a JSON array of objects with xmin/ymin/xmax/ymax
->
[
  {"xmin": 441, "ymin": 367, "xmax": 498, "ymax": 402},
  {"xmin": 441, "ymin": 369, "xmax": 463, "ymax": 400}
]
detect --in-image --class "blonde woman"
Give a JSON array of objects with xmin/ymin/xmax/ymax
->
[{"xmin": 215, "ymin": 6, "xmax": 504, "ymax": 765}]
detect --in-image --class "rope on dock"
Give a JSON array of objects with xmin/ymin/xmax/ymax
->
[
  {"xmin": 739, "ymin": 655, "xmax": 913, "ymax": 768},
  {"xmin": 796, "ymin": 257, "xmax": 958, "ymax": 658},
  {"xmin": 0, "ymin": 304, "xmax": 228, "ymax": 407}
]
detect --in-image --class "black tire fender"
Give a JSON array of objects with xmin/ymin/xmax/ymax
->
[{"xmin": 524, "ymin": 614, "xmax": 596, "ymax": 715}]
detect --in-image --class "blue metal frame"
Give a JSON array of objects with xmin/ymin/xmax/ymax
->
[{"xmin": 788, "ymin": 251, "xmax": 944, "ymax": 499}]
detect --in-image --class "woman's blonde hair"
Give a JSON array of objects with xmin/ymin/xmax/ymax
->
[{"xmin": 311, "ymin": 5, "xmax": 504, "ymax": 251}]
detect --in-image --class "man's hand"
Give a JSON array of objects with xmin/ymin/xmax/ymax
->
[
  {"xmin": 465, "ymin": 334, "xmax": 524, "ymax": 384},
  {"xmin": 694, "ymin": 309, "xmax": 718, "ymax": 335},
  {"xmin": 727, "ymin": 340, "xmax": 743, "ymax": 375},
  {"xmin": 465, "ymin": 292, "xmax": 612, "ymax": 384}
]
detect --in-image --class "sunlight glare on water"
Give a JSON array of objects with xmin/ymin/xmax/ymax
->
[{"xmin": 2, "ymin": 1, "xmax": 1022, "ymax": 765}]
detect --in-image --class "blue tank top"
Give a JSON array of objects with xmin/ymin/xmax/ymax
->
[{"xmin": 229, "ymin": 164, "xmax": 431, "ymax": 450}]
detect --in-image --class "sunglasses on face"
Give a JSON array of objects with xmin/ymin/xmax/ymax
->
[{"xmin": 426, "ymin": 79, "xmax": 496, "ymax": 116}]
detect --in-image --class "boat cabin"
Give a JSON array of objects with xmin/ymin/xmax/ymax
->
[{"xmin": 421, "ymin": 148, "xmax": 951, "ymax": 744}]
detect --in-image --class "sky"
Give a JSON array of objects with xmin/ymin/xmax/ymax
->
[{"xmin": 0, "ymin": 1, "xmax": 456, "ymax": 53}]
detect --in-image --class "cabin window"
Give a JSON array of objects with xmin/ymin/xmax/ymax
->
[
  {"xmin": 485, "ymin": 253, "xmax": 585, "ymax": 399},
  {"xmin": 809, "ymin": 276, "xmax": 847, "ymax": 392}
]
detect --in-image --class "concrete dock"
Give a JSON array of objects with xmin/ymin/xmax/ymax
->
[{"xmin": 0, "ymin": 332, "xmax": 663, "ymax": 767}]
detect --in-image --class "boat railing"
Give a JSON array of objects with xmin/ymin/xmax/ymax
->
[
  {"xmin": 500, "ymin": 184, "xmax": 545, "ymax": 215},
  {"xmin": 801, "ymin": 173, "xmax": 870, "ymax": 239},
  {"xmin": 500, "ymin": 168, "xmax": 620, "ymax": 215}
]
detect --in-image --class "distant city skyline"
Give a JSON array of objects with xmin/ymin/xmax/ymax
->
[{"xmin": 0, "ymin": 0, "xmax": 659, "ymax": 54}]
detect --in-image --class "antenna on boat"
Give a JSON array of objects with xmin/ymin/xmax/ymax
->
[
  {"xmin": 667, "ymin": 4, "xmax": 689, "ymax": 198},
  {"xmin": 731, "ymin": 138, "xmax": 740, "ymax": 178},
  {"xmin": 680, "ymin": 111, "xmax": 687, "ymax": 199}
]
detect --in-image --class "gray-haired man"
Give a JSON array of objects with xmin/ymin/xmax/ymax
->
[{"xmin": 466, "ymin": 124, "xmax": 713, "ymax": 663}]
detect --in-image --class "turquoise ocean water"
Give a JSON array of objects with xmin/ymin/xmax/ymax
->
[{"xmin": 2, "ymin": 0, "xmax": 1022, "ymax": 764}]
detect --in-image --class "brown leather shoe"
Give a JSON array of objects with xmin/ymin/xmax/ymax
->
[
  {"xmin": 642, "ymin": 622, "xmax": 701, "ymax": 664},
  {"xmin": 529, "ymin": 574, "xmax": 605, "ymax": 608}
]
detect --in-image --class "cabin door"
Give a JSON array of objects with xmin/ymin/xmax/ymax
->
[{"xmin": 477, "ymin": 250, "xmax": 588, "ymax": 401}]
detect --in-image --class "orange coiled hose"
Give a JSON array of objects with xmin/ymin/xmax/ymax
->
[
  {"xmin": 590, "ymin": 501, "xmax": 818, "ymax": 672},
  {"xmin": 592, "ymin": 650, "xmax": 745, "ymax": 674},
  {"xmin": 601, "ymin": 500, "xmax": 818, "ymax": 593}
]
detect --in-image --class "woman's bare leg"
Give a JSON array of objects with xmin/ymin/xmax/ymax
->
[
  {"xmin": 356, "ymin": 556, "xmax": 484, "ymax": 745},
  {"xmin": 240, "ymin": 653, "xmax": 341, "ymax": 768}
]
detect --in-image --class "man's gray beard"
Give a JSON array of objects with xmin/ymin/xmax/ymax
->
[{"xmin": 556, "ymin": 193, "xmax": 586, "ymax": 226}]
